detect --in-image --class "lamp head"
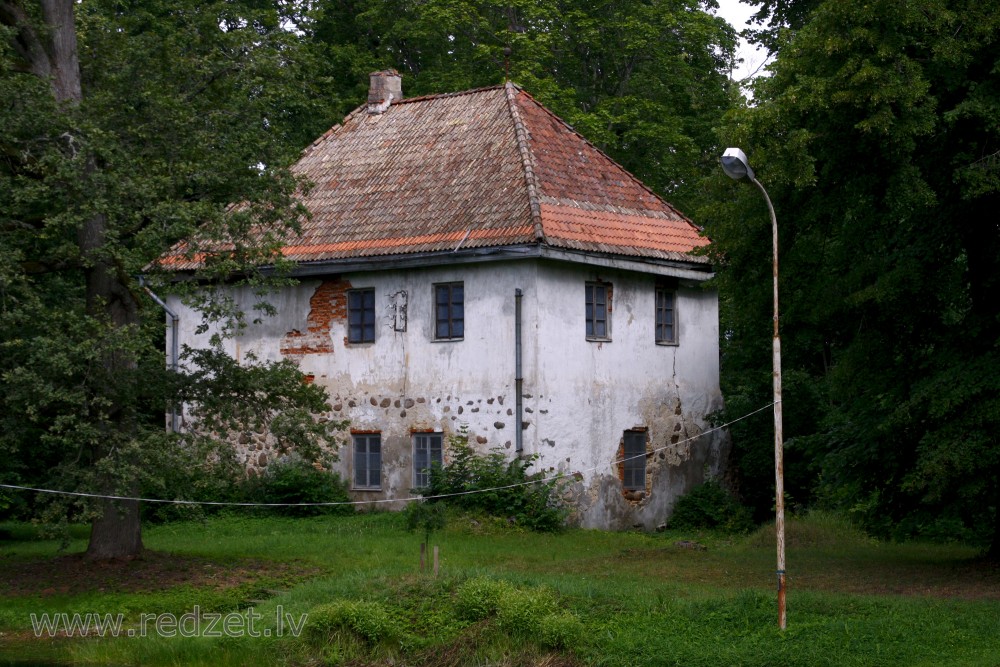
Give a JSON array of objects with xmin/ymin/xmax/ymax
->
[{"xmin": 721, "ymin": 147, "xmax": 754, "ymax": 181}]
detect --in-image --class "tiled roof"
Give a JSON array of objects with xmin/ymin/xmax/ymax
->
[{"xmin": 161, "ymin": 83, "xmax": 708, "ymax": 270}]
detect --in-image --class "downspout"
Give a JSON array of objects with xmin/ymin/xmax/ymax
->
[
  {"xmin": 515, "ymin": 288, "xmax": 523, "ymax": 454},
  {"xmin": 138, "ymin": 276, "xmax": 179, "ymax": 432}
]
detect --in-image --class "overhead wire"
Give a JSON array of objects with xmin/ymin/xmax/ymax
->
[{"xmin": 0, "ymin": 401, "xmax": 777, "ymax": 508}]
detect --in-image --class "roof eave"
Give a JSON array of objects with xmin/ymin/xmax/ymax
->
[{"xmin": 277, "ymin": 243, "xmax": 713, "ymax": 281}]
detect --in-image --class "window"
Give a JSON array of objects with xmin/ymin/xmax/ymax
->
[
  {"xmin": 353, "ymin": 433, "xmax": 381, "ymax": 489},
  {"xmin": 347, "ymin": 288, "xmax": 376, "ymax": 344},
  {"xmin": 622, "ymin": 431, "xmax": 646, "ymax": 491},
  {"xmin": 434, "ymin": 282, "xmax": 464, "ymax": 340},
  {"xmin": 585, "ymin": 282, "xmax": 609, "ymax": 339},
  {"xmin": 412, "ymin": 433, "xmax": 443, "ymax": 488},
  {"xmin": 655, "ymin": 286, "xmax": 676, "ymax": 344}
]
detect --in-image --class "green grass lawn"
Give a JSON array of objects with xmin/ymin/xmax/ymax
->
[{"xmin": 1, "ymin": 511, "xmax": 997, "ymax": 666}]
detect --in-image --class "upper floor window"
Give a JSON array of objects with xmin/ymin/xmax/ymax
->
[
  {"xmin": 353, "ymin": 433, "xmax": 382, "ymax": 490},
  {"xmin": 347, "ymin": 288, "xmax": 376, "ymax": 344},
  {"xmin": 585, "ymin": 282, "xmax": 610, "ymax": 340},
  {"xmin": 412, "ymin": 433, "xmax": 443, "ymax": 489},
  {"xmin": 434, "ymin": 282, "xmax": 464, "ymax": 340},
  {"xmin": 655, "ymin": 286, "xmax": 676, "ymax": 345}
]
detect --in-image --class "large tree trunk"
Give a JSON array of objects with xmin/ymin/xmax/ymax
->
[
  {"xmin": 2, "ymin": 0, "xmax": 145, "ymax": 559},
  {"xmin": 40, "ymin": 0, "xmax": 82, "ymax": 103},
  {"xmin": 79, "ymin": 204, "xmax": 145, "ymax": 560},
  {"xmin": 87, "ymin": 495, "xmax": 143, "ymax": 560}
]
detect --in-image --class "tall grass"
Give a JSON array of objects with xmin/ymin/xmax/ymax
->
[{"xmin": 1, "ymin": 511, "xmax": 996, "ymax": 666}]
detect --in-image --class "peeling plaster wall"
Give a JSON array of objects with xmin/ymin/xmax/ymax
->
[
  {"xmin": 166, "ymin": 257, "xmax": 726, "ymax": 528},
  {"xmin": 528, "ymin": 261, "xmax": 726, "ymax": 530}
]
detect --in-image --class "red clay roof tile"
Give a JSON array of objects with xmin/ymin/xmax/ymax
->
[{"xmin": 161, "ymin": 83, "xmax": 708, "ymax": 271}]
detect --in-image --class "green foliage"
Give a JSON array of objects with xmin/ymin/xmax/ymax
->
[
  {"xmin": 402, "ymin": 501, "xmax": 447, "ymax": 547},
  {"xmin": 0, "ymin": 0, "xmax": 342, "ymax": 555},
  {"xmin": 424, "ymin": 428, "xmax": 567, "ymax": 531},
  {"xmin": 495, "ymin": 586, "xmax": 560, "ymax": 637},
  {"xmin": 700, "ymin": 0, "xmax": 1000, "ymax": 556},
  {"xmin": 455, "ymin": 576, "xmax": 577, "ymax": 646},
  {"xmin": 304, "ymin": 600, "xmax": 401, "ymax": 646},
  {"xmin": 668, "ymin": 479, "xmax": 755, "ymax": 534},
  {"xmin": 248, "ymin": 455, "xmax": 352, "ymax": 518},
  {"xmin": 307, "ymin": 0, "xmax": 740, "ymax": 214},
  {"xmin": 537, "ymin": 610, "xmax": 586, "ymax": 650},
  {"xmin": 454, "ymin": 576, "xmax": 516, "ymax": 621},
  {"xmin": 3, "ymin": 513, "xmax": 999, "ymax": 666}
]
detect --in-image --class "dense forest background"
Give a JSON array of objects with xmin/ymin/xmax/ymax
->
[{"xmin": 1, "ymin": 0, "xmax": 997, "ymax": 558}]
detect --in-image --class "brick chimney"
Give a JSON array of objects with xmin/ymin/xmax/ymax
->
[{"xmin": 367, "ymin": 70, "xmax": 402, "ymax": 114}]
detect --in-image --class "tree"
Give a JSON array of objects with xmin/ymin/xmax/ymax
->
[
  {"xmin": 703, "ymin": 0, "xmax": 1000, "ymax": 554},
  {"xmin": 307, "ymin": 0, "xmax": 741, "ymax": 213},
  {"xmin": 0, "ymin": 0, "xmax": 339, "ymax": 558}
]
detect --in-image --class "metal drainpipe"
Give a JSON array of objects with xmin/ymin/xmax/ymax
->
[
  {"xmin": 515, "ymin": 288, "xmax": 523, "ymax": 454},
  {"xmin": 138, "ymin": 276, "xmax": 180, "ymax": 432}
]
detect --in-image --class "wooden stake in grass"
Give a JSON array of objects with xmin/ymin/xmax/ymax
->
[
  {"xmin": 433, "ymin": 545, "xmax": 439, "ymax": 577},
  {"xmin": 404, "ymin": 501, "xmax": 447, "ymax": 574}
]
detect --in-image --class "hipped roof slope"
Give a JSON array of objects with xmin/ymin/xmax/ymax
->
[{"xmin": 165, "ymin": 83, "xmax": 709, "ymax": 270}]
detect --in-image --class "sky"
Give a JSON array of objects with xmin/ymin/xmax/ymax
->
[{"xmin": 709, "ymin": 0, "xmax": 773, "ymax": 83}]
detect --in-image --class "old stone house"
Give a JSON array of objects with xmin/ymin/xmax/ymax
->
[{"xmin": 163, "ymin": 72, "xmax": 727, "ymax": 530}]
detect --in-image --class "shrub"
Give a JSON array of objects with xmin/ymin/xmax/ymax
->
[
  {"xmin": 455, "ymin": 578, "xmax": 568, "ymax": 642},
  {"xmin": 424, "ymin": 428, "xmax": 567, "ymax": 531},
  {"xmin": 495, "ymin": 587, "xmax": 559, "ymax": 636},
  {"xmin": 454, "ymin": 576, "xmax": 516, "ymax": 621},
  {"xmin": 668, "ymin": 479, "xmax": 754, "ymax": 533},
  {"xmin": 249, "ymin": 454, "xmax": 352, "ymax": 517},
  {"xmin": 403, "ymin": 501, "xmax": 447, "ymax": 549},
  {"xmin": 538, "ymin": 611, "xmax": 586, "ymax": 650},
  {"xmin": 141, "ymin": 444, "xmax": 245, "ymax": 523},
  {"xmin": 304, "ymin": 600, "xmax": 400, "ymax": 646}
]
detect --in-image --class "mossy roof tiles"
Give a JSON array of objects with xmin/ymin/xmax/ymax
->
[{"xmin": 162, "ymin": 83, "xmax": 709, "ymax": 270}]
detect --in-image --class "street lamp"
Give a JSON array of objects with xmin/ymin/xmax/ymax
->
[{"xmin": 720, "ymin": 147, "xmax": 787, "ymax": 630}]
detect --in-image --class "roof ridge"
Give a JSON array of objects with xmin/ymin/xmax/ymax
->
[
  {"xmin": 512, "ymin": 88, "xmax": 704, "ymax": 235},
  {"xmin": 299, "ymin": 85, "xmax": 511, "ymax": 159},
  {"xmin": 395, "ymin": 84, "xmax": 508, "ymax": 106},
  {"xmin": 298, "ymin": 101, "xmax": 371, "ymax": 159},
  {"xmin": 504, "ymin": 82, "xmax": 546, "ymax": 243}
]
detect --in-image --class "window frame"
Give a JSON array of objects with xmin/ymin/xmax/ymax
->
[
  {"xmin": 585, "ymin": 282, "xmax": 611, "ymax": 341},
  {"xmin": 622, "ymin": 430, "xmax": 647, "ymax": 491},
  {"xmin": 347, "ymin": 288, "xmax": 377, "ymax": 344},
  {"xmin": 352, "ymin": 433, "xmax": 382, "ymax": 490},
  {"xmin": 434, "ymin": 282, "xmax": 465, "ymax": 341},
  {"xmin": 655, "ymin": 285, "xmax": 677, "ymax": 345},
  {"xmin": 412, "ymin": 432, "xmax": 444, "ymax": 489}
]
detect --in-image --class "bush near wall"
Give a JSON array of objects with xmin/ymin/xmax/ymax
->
[
  {"xmin": 668, "ymin": 479, "xmax": 755, "ymax": 533},
  {"xmin": 423, "ymin": 429, "xmax": 567, "ymax": 531}
]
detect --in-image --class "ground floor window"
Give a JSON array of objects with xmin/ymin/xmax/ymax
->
[
  {"xmin": 353, "ymin": 433, "xmax": 382, "ymax": 490},
  {"xmin": 622, "ymin": 430, "xmax": 646, "ymax": 491},
  {"xmin": 412, "ymin": 433, "xmax": 443, "ymax": 488}
]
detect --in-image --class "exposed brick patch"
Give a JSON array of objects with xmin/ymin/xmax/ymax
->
[{"xmin": 280, "ymin": 279, "xmax": 351, "ymax": 358}]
